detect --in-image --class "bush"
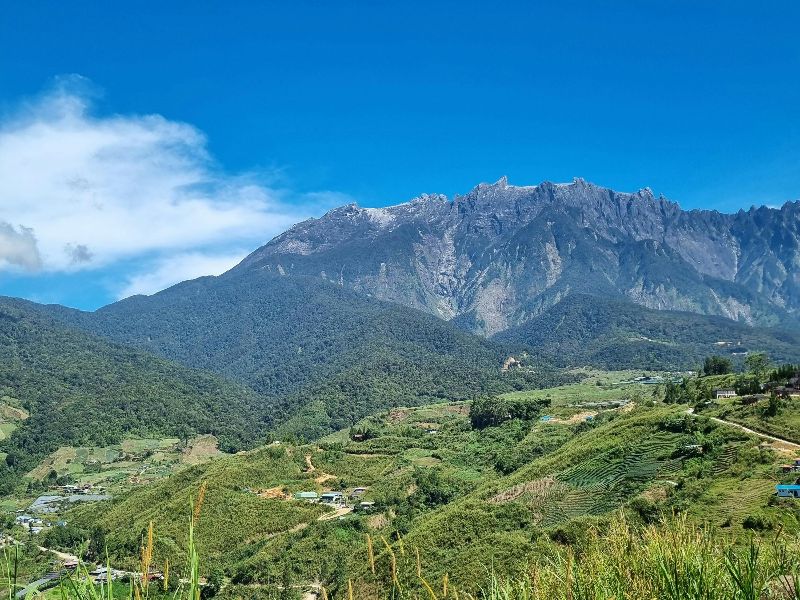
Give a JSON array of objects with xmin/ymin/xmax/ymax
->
[{"xmin": 742, "ymin": 513, "xmax": 773, "ymax": 531}]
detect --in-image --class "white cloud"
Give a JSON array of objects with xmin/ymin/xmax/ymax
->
[
  {"xmin": 117, "ymin": 251, "xmax": 248, "ymax": 298},
  {"xmin": 0, "ymin": 222, "xmax": 41, "ymax": 270},
  {"xmin": 0, "ymin": 77, "xmax": 345, "ymax": 296}
]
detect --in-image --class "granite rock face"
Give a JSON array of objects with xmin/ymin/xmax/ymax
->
[{"xmin": 237, "ymin": 178, "xmax": 800, "ymax": 335}]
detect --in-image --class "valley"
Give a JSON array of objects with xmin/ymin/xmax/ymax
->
[
  {"xmin": 4, "ymin": 368, "xmax": 800, "ymax": 598},
  {"xmin": 1, "ymin": 181, "xmax": 799, "ymax": 599}
]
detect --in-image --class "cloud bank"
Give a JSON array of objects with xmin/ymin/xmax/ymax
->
[{"xmin": 0, "ymin": 77, "xmax": 342, "ymax": 300}]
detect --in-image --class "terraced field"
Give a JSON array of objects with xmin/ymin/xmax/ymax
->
[
  {"xmin": 0, "ymin": 397, "xmax": 28, "ymax": 444},
  {"xmin": 26, "ymin": 435, "xmax": 227, "ymax": 493},
  {"xmin": 518, "ymin": 432, "xmax": 690, "ymax": 525}
]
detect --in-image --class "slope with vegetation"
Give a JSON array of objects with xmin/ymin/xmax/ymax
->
[
  {"xmin": 32, "ymin": 372, "xmax": 798, "ymax": 598},
  {"xmin": 0, "ymin": 297, "xmax": 269, "ymax": 493},
  {"xmin": 497, "ymin": 293, "xmax": 800, "ymax": 370},
  {"xmin": 40, "ymin": 272, "xmax": 567, "ymax": 438}
]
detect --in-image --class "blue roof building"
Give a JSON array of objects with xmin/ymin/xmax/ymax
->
[{"xmin": 776, "ymin": 484, "xmax": 800, "ymax": 498}]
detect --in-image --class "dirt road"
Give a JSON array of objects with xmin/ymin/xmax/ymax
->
[
  {"xmin": 304, "ymin": 453, "xmax": 335, "ymax": 484},
  {"xmin": 708, "ymin": 417, "xmax": 800, "ymax": 453}
]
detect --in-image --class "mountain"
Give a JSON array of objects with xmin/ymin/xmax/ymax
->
[
  {"xmin": 0, "ymin": 296, "xmax": 270, "ymax": 490},
  {"xmin": 237, "ymin": 177, "xmax": 800, "ymax": 336},
  {"xmin": 43, "ymin": 272, "xmax": 556, "ymax": 440},
  {"xmin": 497, "ymin": 293, "xmax": 800, "ymax": 370}
]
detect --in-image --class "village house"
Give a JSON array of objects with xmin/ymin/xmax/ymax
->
[
  {"xmin": 780, "ymin": 459, "xmax": 800, "ymax": 473},
  {"xmin": 320, "ymin": 491, "xmax": 345, "ymax": 506},
  {"xmin": 294, "ymin": 491, "xmax": 319, "ymax": 502},
  {"xmin": 713, "ymin": 389, "xmax": 736, "ymax": 400},
  {"xmin": 349, "ymin": 487, "xmax": 367, "ymax": 500},
  {"xmin": 776, "ymin": 484, "xmax": 800, "ymax": 499}
]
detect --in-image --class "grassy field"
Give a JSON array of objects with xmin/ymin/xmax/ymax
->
[
  {"xmin": 706, "ymin": 393, "xmax": 800, "ymax": 445},
  {"xmin": 499, "ymin": 368, "xmax": 663, "ymax": 408},
  {"xmin": 0, "ymin": 397, "xmax": 28, "ymax": 444},
  {"xmin": 7, "ymin": 373, "xmax": 800, "ymax": 598},
  {"xmin": 25, "ymin": 434, "xmax": 226, "ymax": 495}
]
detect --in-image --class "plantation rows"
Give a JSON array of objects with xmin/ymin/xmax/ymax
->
[{"xmin": 531, "ymin": 433, "xmax": 690, "ymax": 525}]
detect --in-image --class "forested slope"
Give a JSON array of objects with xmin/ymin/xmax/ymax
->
[
  {"xmin": 497, "ymin": 294, "xmax": 800, "ymax": 370},
  {"xmin": 41, "ymin": 272, "xmax": 558, "ymax": 438},
  {"xmin": 0, "ymin": 297, "xmax": 270, "ymax": 491}
]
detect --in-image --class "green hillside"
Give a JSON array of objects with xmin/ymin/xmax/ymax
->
[
  {"xmin": 49, "ymin": 376, "xmax": 800, "ymax": 598},
  {"xmin": 39, "ymin": 273, "xmax": 567, "ymax": 437},
  {"xmin": 498, "ymin": 293, "xmax": 800, "ymax": 370},
  {"xmin": 0, "ymin": 298, "xmax": 270, "ymax": 492}
]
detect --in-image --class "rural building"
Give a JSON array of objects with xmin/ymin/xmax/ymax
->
[
  {"xmin": 776, "ymin": 484, "xmax": 800, "ymax": 498},
  {"xmin": 355, "ymin": 501, "xmax": 376, "ymax": 512},
  {"xmin": 349, "ymin": 487, "xmax": 367, "ymax": 499},
  {"xmin": 320, "ymin": 492, "xmax": 345, "ymax": 505},
  {"xmin": 539, "ymin": 415, "xmax": 552, "ymax": 422},
  {"xmin": 780, "ymin": 460, "xmax": 800, "ymax": 473},
  {"xmin": 713, "ymin": 389, "xmax": 736, "ymax": 399},
  {"xmin": 294, "ymin": 491, "xmax": 319, "ymax": 501}
]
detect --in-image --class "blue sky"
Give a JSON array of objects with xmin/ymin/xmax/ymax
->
[{"xmin": 1, "ymin": 1, "xmax": 799, "ymax": 309}]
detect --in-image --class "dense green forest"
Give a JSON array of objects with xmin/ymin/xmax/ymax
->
[
  {"xmin": 0, "ymin": 276, "xmax": 570, "ymax": 486},
  {"xmin": 0, "ymin": 298, "xmax": 270, "ymax": 491},
  {"xmin": 33, "ymin": 274, "xmax": 566, "ymax": 439},
  {"xmin": 498, "ymin": 293, "xmax": 800, "ymax": 369}
]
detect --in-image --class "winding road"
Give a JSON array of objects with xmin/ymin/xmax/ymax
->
[
  {"xmin": 687, "ymin": 407, "xmax": 800, "ymax": 453},
  {"xmin": 708, "ymin": 416, "xmax": 800, "ymax": 453}
]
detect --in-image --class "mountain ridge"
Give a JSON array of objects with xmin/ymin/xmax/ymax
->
[{"xmin": 236, "ymin": 177, "xmax": 800, "ymax": 335}]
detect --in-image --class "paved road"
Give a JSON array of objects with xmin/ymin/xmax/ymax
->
[{"xmin": 16, "ymin": 574, "xmax": 59, "ymax": 598}]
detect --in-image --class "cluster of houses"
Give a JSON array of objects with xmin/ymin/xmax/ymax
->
[
  {"xmin": 293, "ymin": 487, "xmax": 375, "ymax": 511},
  {"xmin": 51, "ymin": 483, "xmax": 101, "ymax": 494},
  {"xmin": 14, "ymin": 513, "xmax": 68, "ymax": 534},
  {"xmin": 779, "ymin": 459, "xmax": 800, "ymax": 473},
  {"xmin": 714, "ymin": 380, "xmax": 800, "ymax": 402},
  {"xmin": 27, "ymin": 493, "xmax": 111, "ymax": 514},
  {"xmin": 767, "ymin": 377, "xmax": 800, "ymax": 397}
]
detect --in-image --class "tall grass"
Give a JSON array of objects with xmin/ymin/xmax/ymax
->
[
  {"xmin": 8, "ymin": 497, "xmax": 800, "ymax": 599},
  {"xmin": 353, "ymin": 513, "xmax": 800, "ymax": 600},
  {"xmin": 21, "ymin": 483, "xmax": 210, "ymax": 600}
]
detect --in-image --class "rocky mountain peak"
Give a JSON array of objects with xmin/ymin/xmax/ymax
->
[{"xmin": 235, "ymin": 178, "xmax": 800, "ymax": 335}]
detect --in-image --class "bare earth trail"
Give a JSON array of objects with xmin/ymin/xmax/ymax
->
[
  {"xmin": 708, "ymin": 416, "xmax": 800, "ymax": 454},
  {"xmin": 687, "ymin": 407, "xmax": 800, "ymax": 455},
  {"xmin": 304, "ymin": 452, "xmax": 336, "ymax": 484}
]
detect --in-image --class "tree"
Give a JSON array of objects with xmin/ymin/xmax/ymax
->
[
  {"xmin": 745, "ymin": 352, "xmax": 770, "ymax": 382},
  {"xmin": 201, "ymin": 567, "xmax": 225, "ymax": 598},
  {"xmin": 469, "ymin": 395, "xmax": 550, "ymax": 429},
  {"xmin": 703, "ymin": 355, "xmax": 733, "ymax": 376},
  {"xmin": 765, "ymin": 392, "xmax": 780, "ymax": 417}
]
